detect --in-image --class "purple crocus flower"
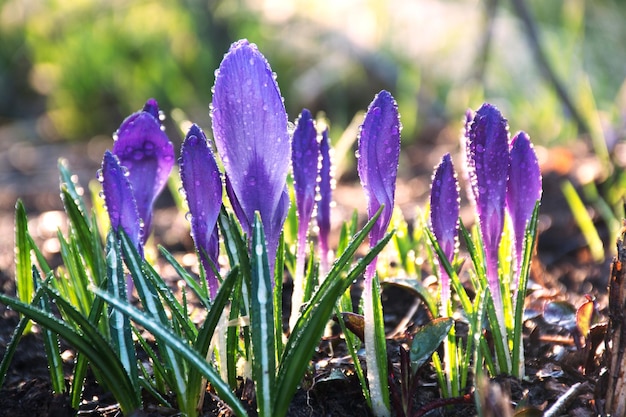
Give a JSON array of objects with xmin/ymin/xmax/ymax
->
[
  {"xmin": 289, "ymin": 109, "xmax": 319, "ymax": 329},
  {"xmin": 292, "ymin": 109, "xmax": 319, "ymax": 245},
  {"xmin": 100, "ymin": 150, "xmax": 142, "ymax": 256},
  {"xmin": 317, "ymin": 127, "xmax": 333, "ymax": 275},
  {"xmin": 357, "ymin": 90, "xmax": 401, "ymax": 417},
  {"xmin": 430, "ymin": 153, "xmax": 459, "ymax": 316},
  {"xmin": 112, "ymin": 99, "xmax": 175, "ymax": 244},
  {"xmin": 358, "ymin": 90, "xmax": 402, "ymax": 258},
  {"xmin": 465, "ymin": 103, "xmax": 510, "ymax": 329},
  {"xmin": 210, "ymin": 40, "xmax": 290, "ymax": 282},
  {"xmin": 180, "ymin": 124, "xmax": 223, "ymax": 299},
  {"xmin": 506, "ymin": 131, "xmax": 542, "ymax": 275}
]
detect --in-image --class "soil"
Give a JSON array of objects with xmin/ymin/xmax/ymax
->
[{"xmin": 0, "ymin": 132, "xmax": 615, "ymax": 416}]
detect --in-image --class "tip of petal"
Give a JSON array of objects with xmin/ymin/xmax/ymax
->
[
  {"xmin": 229, "ymin": 39, "xmax": 252, "ymax": 52},
  {"xmin": 474, "ymin": 103, "xmax": 506, "ymax": 124},
  {"xmin": 186, "ymin": 124, "xmax": 205, "ymax": 142},
  {"xmin": 142, "ymin": 98, "xmax": 160, "ymax": 120}
]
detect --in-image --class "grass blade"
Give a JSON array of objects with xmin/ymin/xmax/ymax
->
[
  {"xmin": 14, "ymin": 201, "xmax": 33, "ymax": 329},
  {"xmin": 105, "ymin": 231, "xmax": 139, "ymax": 396},
  {"xmin": 33, "ymin": 269, "xmax": 66, "ymax": 394},
  {"xmin": 274, "ymin": 208, "xmax": 390, "ymax": 417},
  {"xmin": 92, "ymin": 287, "xmax": 248, "ymax": 417},
  {"xmin": 0, "ymin": 292, "xmax": 142, "ymax": 413}
]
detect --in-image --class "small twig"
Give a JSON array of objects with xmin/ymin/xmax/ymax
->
[{"xmin": 543, "ymin": 382, "xmax": 583, "ymax": 417}]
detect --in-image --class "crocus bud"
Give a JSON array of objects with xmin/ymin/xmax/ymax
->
[
  {"xmin": 317, "ymin": 127, "xmax": 333, "ymax": 274},
  {"xmin": 100, "ymin": 150, "xmax": 142, "ymax": 256},
  {"xmin": 430, "ymin": 153, "xmax": 460, "ymax": 314},
  {"xmin": 112, "ymin": 98, "xmax": 175, "ymax": 243},
  {"xmin": 507, "ymin": 131, "xmax": 542, "ymax": 272},
  {"xmin": 211, "ymin": 40, "xmax": 290, "ymax": 283},
  {"xmin": 180, "ymin": 124, "xmax": 223, "ymax": 298},
  {"xmin": 358, "ymin": 90, "xmax": 401, "ymax": 258},
  {"xmin": 465, "ymin": 103, "xmax": 510, "ymax": 323}
]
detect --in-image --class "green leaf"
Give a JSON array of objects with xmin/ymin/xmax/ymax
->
[
  {"xmin": 410, "ymin": 317, "xmax": 454, "ymax": 370},
  {"xmin": 187, "ymin": 266, "xmax": 240, "ymax": 409},
  {"xmin": 370, "ymin": 273, "xmax": 390, "ymax": 412},
  {"xmin": 118, "ymin": 232, "xmax": 190, "ymax": 413},
  {"xmin": 159, "ymin": 245, "xmax": 211, "ymax": 309},
  {"xmin": 14, "ymin": 201, "xmax": 33, "ymax": 327},
  {"xmin": 249, "ymin": 214, "xmax": 276, "ymax": 417},
  {"xmin": 0, "ymin": 292, "xmax": 142, "ymax": 413},
  {"xmin": 33, "ymin": 269, "xmax": 66, "ymax": 394},
  {"xmin": 92, "ymin": 288, "xmax": 248, "ymax": 417},
  {"xmin": 274, "ymin": 208, "xmax": 392, "ymax": 417},
  {"xmin": 274, "ymin": 233, "xmax": 285, "ymax": 358},
  {"xmin": 0, "ymin": 280, "xmax": 51, "ymax": 390},
  {"xmin": 105, "ymin": 232, "xmax": 139, "ymax": 396},
  {"xmin": 58, "ymin": 158, "xmax": 89, "ymax": 218},
  {"xmin": 512, "ymin": 201, "xmax": 540, "ymax": 378}
]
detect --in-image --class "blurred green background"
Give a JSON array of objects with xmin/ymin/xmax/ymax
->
[{"xmin": 1, "ymin": 0, "xmax": 626, "ymax": 151}]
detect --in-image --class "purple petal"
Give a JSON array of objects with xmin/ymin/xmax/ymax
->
[
  {"xmin": 180, "ymin": 124, "xmax": 223, "ymax": 298},
  {"xmin": 112, "ymin": 99, "xmax": 175, "ymax": 243},
  {"xmin": 211, "ymin": 40, "xmax": 290, "ymax": 275},
  {"xmin": 225, "ymin": 174, "xmax": 249, "ymax": 234},
  {"xmin": 317, "ymin": 127, "xmax": 332, "ymax": 265},
  {"xmin": 357, "ymin": 90, "xmax": 401, "ymax": 246},
  {"xmin": 465, "ymin": 103, "xmax": 510, "ymax": 318},
  {"xmin": 430, "ymin": 153, "xmax": 459, "ymax": 262},
  {"xmin": 430, "ymin": 153, "xmax": 459, "ymax": 311},
  {"xmin": 292, "ymin": 109, "xmax": 319, "ymax": 236},
  {"xmin": 465, "ymin": 104, "xmax": 509, "ymax": 255},
  {"xmin": 100, "ymin": 150, "xmax": 142, "ymax": 255},
  {"xmin": 507, "ymin": 131, "xmax": 542, "ymax": 268}
]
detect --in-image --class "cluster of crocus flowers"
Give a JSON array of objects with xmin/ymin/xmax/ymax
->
[
  {"xmin": 429, "ymin": 103, "xmax": 542, "ymax": 341},
  {"xmin": 100, "ymin": 40, "xmax": 336, "ymax": 306}
]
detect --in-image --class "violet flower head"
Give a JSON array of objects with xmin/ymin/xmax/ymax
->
[
  {"xmin": 112, "ymin": 99, "xmax": 175, "ymax": 244},
  {"xmin": 180, "ymin": 124, "xmax": 223, "ymax": 299},
  {"xmin": 465, "ymin": 103, "xmax": 510, "ymax": 327},
  {"xmin": 430, "ymin": 153, "xmax": 460, "ymax": 314},
  {"xmin": 317, "ymin": 127, "xmax": 332, "ymax": 272},
  {"xmin": 357, "ymin": 90, "xmax": 401, "ymax": 256},
  {"xmin": 210, "ymin": 40, "xmax": 290, "ymax": 280},
  {"xmin": 100, "ymin": 150, "xmax": 142, "ymax": 255},
  {"xmin": 292, "ymin": 109, "xmax": 319, "ymax": 234},
  {"xmin": 507, "ymin": 131, "xmax": 542, "ymax": 270}
]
